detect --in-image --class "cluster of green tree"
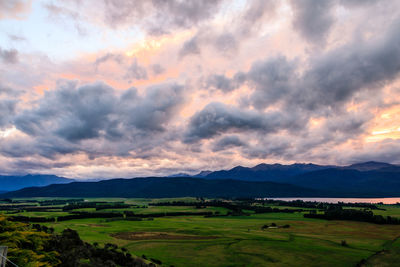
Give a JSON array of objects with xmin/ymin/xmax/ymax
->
[
  {"xmin": 32, "ymin": 223, "xmax": 55, "ymax": 233},
  {"xmin": 24, "ymin": 206, "xmax": 63, "ymax": 211},
  {"xmin": 304, "ymin": 207, "xmax": 400, "ymax": 224},
  {"xmin": 8, "ymin": 210, "xmax": 218, "ymax": 223},
  {"xmin": 252, "ymin": 199, "xmax": 382, "ymax": 210},
  {"xmin": 0, "ymin": 215, "xmax": 61, "ymax": 266},
  {"xmin": 150, "ymin": 200, "xmax": 303, "ymax": 215},
  {"xmin": 123, "ymin": 210, "xmax": 214, "ymax": 218},
  {"xmin": 62, "ymin": 201, "xmax": 108, "ymax": 211},
  {"xmin": 58, "ymin": 212, "xmax": 123, "ymax": 221},
  {"xmin": 9, "ymin": 215, "xmax": 56, "ymax": 222},
  {"xmin": 7, "ymin": 199, "xmax": 38, "ymax": 203},
  {"xmin": 0, "ymin": 215, "xmax": 155, "ymax": 266},
  {"xmin": 38, "ymin": 199, "xmax": 85, "ymax": 206},
  {"xmin": 48, "ymin": 229, "xmax": 154, "ymax": 266},
  {"xmin": 95, "ymin": 203, "xmax": 131, "ymax": 210},
  {"xmin": 0, "ymin": 203, "xmax": 38, "ymax": 210}
]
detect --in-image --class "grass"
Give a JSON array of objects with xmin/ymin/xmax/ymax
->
[{"xmin": 5, "ymin": 198, "xmax": 400, "ymax": 266}]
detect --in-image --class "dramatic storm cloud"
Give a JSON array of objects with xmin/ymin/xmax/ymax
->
[{"xmin": 1, "ymin": 0, "xmax": 400, "ymax": 178}]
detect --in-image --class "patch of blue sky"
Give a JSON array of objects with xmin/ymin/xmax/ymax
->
[{"xmin": 0, "ymin": 1, "xmax": 144, "ymax": 61}]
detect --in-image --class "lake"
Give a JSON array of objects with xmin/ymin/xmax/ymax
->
[{"xmin": 268, "ymin": 197, "xmax": 400, "ymax": 204}]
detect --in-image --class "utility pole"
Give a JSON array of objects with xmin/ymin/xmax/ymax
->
[
  {"xmin": 0, "ymin": 246, "xmax": 18, "ymax": 267},
  {"xmin": 0, "ymin": 246, "xmax": 7, "ymax": 267}
]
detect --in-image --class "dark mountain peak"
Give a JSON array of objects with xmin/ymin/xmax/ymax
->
[
  {"xmin": 231, "ymin": 165, "xmax": 248, "ymax": 171},
  {"xmin": 0, "ymin": 174, "xmax": 73, "ymax": 191},
  {"xmin": 167, "ymin": 173, "xmax": 191, "ymax": 178},
  {"xmin": 0, "ymin": 177, "xmax": 320, "ymax": 198},
  {"xmin": 193, "ymin": 171, "xmax": 212, "ymax": 177},
  {"xmin": 347, "ymin": 161, "xmax": 395, "ymax": 171},
  {"xmin": 252, "ymin": 163, "xmax": 282, "ymax": 171},
  {"xmin": 251, "ymin": 162, "xmax": 326, "ymax": 172}
]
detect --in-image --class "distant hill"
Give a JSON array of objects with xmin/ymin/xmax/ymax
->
[
  {"xmin": 284, "ymin": 167, "xmax": 400, "ymax": 195},
  {"xmin": 167, "ymin": 173, "xmax": 192, "ymax": 177},
  {"xmin": 2, "ymin": 161, "xmax": 400, "ymax": 198},
  {"xmin": 204, "ymin": 163, "xmax": 330, "ymax": 182},
  {"xmin": 0, "ymin": 177, "xmax": 321, "ymax": 198},
  {"xmin": 193, "ymin": 171, "xmax": 212, "ymax": 177},
  {"xmin": 344, "ymin": 161, "xmax": 397, "ymax": 171},
  {"xmin": 0, "ymin": 174, "xmax": 73, "ymax": 191},
  {"xmin": 199, "ymin": 161, "xmax": 400, "ymax": 196}
]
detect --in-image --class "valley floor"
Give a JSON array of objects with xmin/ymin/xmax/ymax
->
[{"xmin": 2, "ymin": 197, "xmax": 400, "ymax": 266}]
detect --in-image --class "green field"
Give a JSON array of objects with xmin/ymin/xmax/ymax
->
[{"xmin": 3, "ymin": 198, "xmax": 400, "ymax": 266}]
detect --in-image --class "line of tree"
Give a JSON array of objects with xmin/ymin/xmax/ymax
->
[
  {"xmin": 149, "ymin": 200, "xmax": 304, "ymax": 214},
  {"xmin": 58, "ymin": 212, "xmax": 123, "ymax": 221},
  {"xmin": 0, "ymin": 204, "xmax": 38, "ymax": 210},
  {"xmin": 9, "ymin": 215, "xmax": 56, "ymax": 222},
  {"xmin": 304, "ymin": 208, "xmax": 400, "ymax": 224},
  {"xmin": 252, "ymin": 199, "xmax": 383, "ymax": 210},
  {"xmin": 95, "ymin": 203, "xmax": 131, "ymax": 210},
  {"xmin": 62, "ymin": 201, "xmax": 108, "ymax": 211},
  {"xmin": 38, "ymin": 199, "xmax": 85, "ymax": 206}
]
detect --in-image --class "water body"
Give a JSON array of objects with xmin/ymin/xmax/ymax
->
[{"xmin": 269, "ymin": 198, "xmax": 400, "ymax": 204}]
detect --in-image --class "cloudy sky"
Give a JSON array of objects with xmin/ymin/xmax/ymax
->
[{"xmin": 1, "ymin": 0, "xmax": 400, "ymax": 178}]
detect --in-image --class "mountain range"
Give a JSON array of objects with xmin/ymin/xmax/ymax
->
[
  {"xmin": 1, "ymin": 161, "xmax": 400, "ymax": 198},
  {"xmin": 0, "ymin": 177, "xmax": 318, "ymax": 198},
  {"xmin": 0, "ymin": 174, "xmax": 73, "ymax": 192}
]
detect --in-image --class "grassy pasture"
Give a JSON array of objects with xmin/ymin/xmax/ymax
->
[{"xmin": 3, "ymin": 198, "xmax": 400, "ymax": 266}]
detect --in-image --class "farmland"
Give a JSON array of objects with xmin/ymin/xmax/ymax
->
[{"xmin": 1, "ymin": 198, "xmax": 400, "ymax": 266}]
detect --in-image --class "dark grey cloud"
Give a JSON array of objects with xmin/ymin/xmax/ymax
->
[
  {"xmin": 151, "ymin": 64, "xmax": 165, "ymax": 75},
  {"xmin": 242, "ymin": 136, "xmax": 292, "ymax": 159},
  {"xmin": 339, "ymin": 0, "xmax": 381, "ymax": 8},
  {"xmin": 94, "ymin": 53, "xmax": 125, "ymax": 69},
  {"xmin": 124, "ymin": 58, "xmax": 148, "ymax": 80},
  {"xmin": 0, "ymin": 84, "xmax": 21, "ymax": 128},
  {"xmin": 212, "ymin": 135, "xmax": 246, "ymax": 152},
  {"xmin": 0, "ymin": 47, "xmax": 18, "ymax": 64},
  {"xmin": 0, "ymin": 84, "xmax": 23, "ymax": 97},
  {"xmin": 0, "ymin": 99, "xmax": 17, "ymax": 127},
  {"xmin": 213, "ymin": 33, "xmax": 237, "ymax": 55},
  {"xmin": 186, "ymin": 16, "xmax": 400, "ymax": 156},
  {"xmin": 218, "ymin": 17, "xmax": 400, "ymax": 115},
  {"xmin": 290, "ymin": 0, "xmax": 390, "ymax": 46},
  {"xmin": 8, "ymin": 34, "xmax": 26, "ymax": 42},
  {"xmin": 103, "ymin": 0, "xmax": 224, "ymax": 34},
  {"xmin": 15, "ymin": 81, "xmax": 116, "ymax": 140},
  {"xmin": 184, "ymin": 102, "xmax": 301, "ymax": 143},
  {"xmin": 203, "ymin": 72, "xmax": 245, "ymax": 92},
  {"xmin": 294, "ymin": 17, "xmax": 400, "ymax": 111},
  {"xmin": 205, "ymin": 74, "xmax": 236, "ymax": 92},
  {"xmin": 14, "ymin": 80, "xmax": 184, "ymax": 148},
  {"xmin": 246, "ymin": 56, "xmax": 298, "ymax": 109},
  {"xmin": 179, "ymin": 36, "xmax": 201, "ymax": 58},
  {"xmin": 178, "ymin": 0, "xmax": 278, "ymax": 58},
  {"xmin": 44, "ymin": 2, "xmax": 87, "ymax": 36},
  {"xmin": 239, "ymin": 0, "xmax": 277, "ymax": 36},
  {"xmin": 347, "ymin": 139, "xmax": 400, "ymax": 164},
  {"xmin": 11, "ymin": 160, "xmax": 72, "ymax": 171},
  {"xmin": 291, "ymin": 0, "xmax": 335, "ymax": 46}
]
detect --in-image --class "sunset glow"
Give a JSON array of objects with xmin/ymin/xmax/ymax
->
[{"xmin": 1, "ymin": 0, "xmax": 400, "ymax": 178}]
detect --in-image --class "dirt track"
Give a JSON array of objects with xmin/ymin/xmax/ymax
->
[{"xmin": 111, "ymin": 231, "xmax": 218, "ymax": 240}]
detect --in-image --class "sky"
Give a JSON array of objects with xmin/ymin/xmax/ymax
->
[{"xmin": 1, "ymin": 0, "xmax": 400, "ymax": 179}]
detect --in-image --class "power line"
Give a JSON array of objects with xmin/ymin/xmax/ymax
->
[{"xmin": 0, "ymin": 252, "xmax": 19, "ymax": 267}]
